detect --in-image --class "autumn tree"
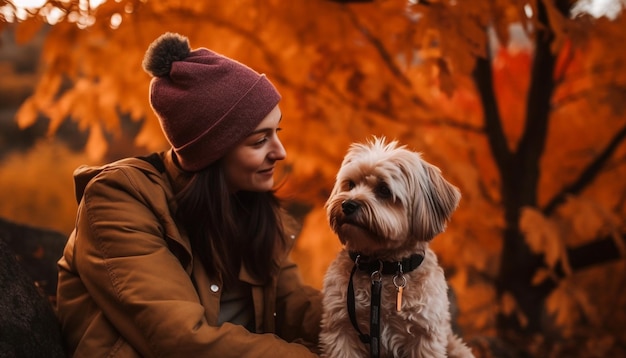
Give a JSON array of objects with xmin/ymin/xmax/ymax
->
[
  {"xmin": 2, "ymin": 0, "xmax": 626, "ymax": 355},
  {"xmin": 477, "ymin": 0, "xmax": 626, "ymax": 341}
]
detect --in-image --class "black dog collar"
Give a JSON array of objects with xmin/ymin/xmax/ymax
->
[{"xmin": 348, "ymin": 251, "xmax": 425, "ymax": 275}]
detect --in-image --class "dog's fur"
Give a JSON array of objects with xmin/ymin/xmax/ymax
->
[{"xmin": 320, "ymin": 137, "xmax": 474, "ymax": 358}]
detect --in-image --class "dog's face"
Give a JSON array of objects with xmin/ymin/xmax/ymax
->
[{"xmin": 325, "ymin": 137, "xmax": 461, "ymax": 256}]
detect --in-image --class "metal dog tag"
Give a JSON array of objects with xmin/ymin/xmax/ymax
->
[
  {"xmin": 396, "ymin": 286, "xmax": 403, "ymax": 312},
  {"xmin": 393, "ymin": 273, "xmax": 407, "ymax": 312}
]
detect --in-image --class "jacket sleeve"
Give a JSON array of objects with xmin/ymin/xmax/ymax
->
[
  {"xmin": 72, "ymin": 167, "xmax": 319, "ymax": 357},
  {"xmin": 274, "ymin": 254, "xmax": 323, "ymax": 351}
]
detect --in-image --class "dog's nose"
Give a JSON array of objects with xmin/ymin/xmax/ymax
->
[{"xmin": 341, "ymin": 200, "xmax": 360, "ymax": 215}]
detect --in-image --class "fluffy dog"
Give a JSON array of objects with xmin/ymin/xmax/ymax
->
[{"xmin": 320, "ymin": 137, "xmax": 473, "ymax": 358}]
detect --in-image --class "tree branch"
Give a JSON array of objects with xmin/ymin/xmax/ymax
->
[
  {"xmin": 543, "ymin": 123, "xmax": 626, "ymax": 215},
  {"xmin": 552, "ymin": 83, "xmax": 626, "ymax": 109},
  {"xmin": 344, "ymin": 7, "xmax": 413, "ymax": 87},
  {"xmin": 552, "ymin": 230, "xmax": 626, "ymax": 278},
  {"xmin": 514, "ymin": 0, "xmax": 557, "ymax": 208},
  {"xmin": 472, "ymin": 43, "xmax": 512, "ymax": 173}
]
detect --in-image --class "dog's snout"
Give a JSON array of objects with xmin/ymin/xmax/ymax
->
[{"xmin": 341, "ymin": 200, "xmax": 360, "ymax": 215}]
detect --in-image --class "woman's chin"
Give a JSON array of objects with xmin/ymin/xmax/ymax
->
[{"xmin": 250, "ymin": 179, "xmax": 275, "ymax": 192}]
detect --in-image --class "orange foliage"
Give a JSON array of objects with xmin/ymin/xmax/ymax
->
[
  {"xmin": 492, "ymin": 46, "xmax": 531, "ymax": 150},
  {"xmin": 0, "ymin": 140, "xmax": 96, "ymax": 235}
]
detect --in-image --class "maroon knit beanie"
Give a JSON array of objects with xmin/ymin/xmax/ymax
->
[{"xmin": 142, "ymin": 32, "xmax": 281, "ymax": 172}]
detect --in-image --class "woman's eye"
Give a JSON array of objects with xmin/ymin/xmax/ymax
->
[{"xmin": 253, "ymin": 129, "xmax": 280, "ymax": 146}]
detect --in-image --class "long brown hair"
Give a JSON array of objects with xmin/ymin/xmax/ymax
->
[{"xmin": 175, "ymin": 161, "xmax": 286, "ymax": 284}]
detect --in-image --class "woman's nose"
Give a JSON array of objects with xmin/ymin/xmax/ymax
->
[{"xmin": 269, "ymin": 137, "xmax": 286, "ymax": 161}]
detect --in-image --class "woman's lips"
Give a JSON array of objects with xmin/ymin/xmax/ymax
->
[{"xmin": 258, "ymin": 167, "xmax": 274, "ymax": 176}]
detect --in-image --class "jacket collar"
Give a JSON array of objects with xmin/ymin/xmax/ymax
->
[{"xmin": 163, "ymin": 149, "xmax": 193, "ymax": 197}]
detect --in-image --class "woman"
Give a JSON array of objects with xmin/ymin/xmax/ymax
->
[{"xmin": 55, "ymin": 32, "xmax": 322, "ymax": 357}]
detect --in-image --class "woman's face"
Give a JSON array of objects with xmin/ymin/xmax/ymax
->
[{"xmin": 223, "ymin": 105, "xmax": 286, "ymax": 193}]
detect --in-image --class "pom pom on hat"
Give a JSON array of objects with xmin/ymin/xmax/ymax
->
[
  {"xmin": 143, "ymin": 32, "xmax": 191, "ymax": 78},
  {"xmin": 143, "ymin": 32, "xmax": 281, "ymax": 172}
]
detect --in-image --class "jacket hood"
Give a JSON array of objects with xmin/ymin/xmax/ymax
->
[{"xmin": 73, "ymin": 157, "xmax": 164, "ymax": 204}]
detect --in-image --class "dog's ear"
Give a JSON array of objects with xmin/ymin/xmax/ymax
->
[{"xmin": 413, "ymin": 161, "xmax": 461, "ymax": 241}]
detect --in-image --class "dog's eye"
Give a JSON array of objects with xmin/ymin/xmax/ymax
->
[
  {"xmin": 376, "ymin": 184, "xmax": 391, "ymax": 198},
  {"xmin": 347, "ymin": 180, "xmax": 356, "ymax": 190}
]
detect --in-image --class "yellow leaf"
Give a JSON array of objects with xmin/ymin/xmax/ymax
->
[
  {"xmin": 500, "ymin": 291, "xmax": 528, "ymax": 328},
  {"xmin": 531, "ymin": 267, "xmax": 553, "ymax": 286},
  {"xmin": 519, "ymin": 207, "xmax": 563, "ymax": 268},
  {"xmin": 36, "ymin": 74, "xmax": 62, "ymax": 104},
  {"xmin": 47, "ymin": 89, "xmax": 76, "ymax": 134},
  {"xmin": 15, "ymin": 97, "xmax": 38, "ymax": 129},
  {"xmin": 545, "ymin": 282, "xmax": 581, "ymax": 337},
  {"xmin": 85, "ymin": 124, "xmax": 108, "ymax": 162},
  {"xmin": 558, "ymin": 196, "xmax": 615, "ymax": 242}
]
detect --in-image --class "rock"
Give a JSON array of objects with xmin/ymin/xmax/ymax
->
[
  {"xmin": 0, "ymin": 219, "xmax": 66, "ymax": 358},
  {"xmin": 0, "ymin": 235, "xmax": 65, "ymax": 357}
]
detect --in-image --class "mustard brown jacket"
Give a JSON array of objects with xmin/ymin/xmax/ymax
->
[{"xmin": 56, "ymin": 151, "xmax": 322, "ymax": 357}]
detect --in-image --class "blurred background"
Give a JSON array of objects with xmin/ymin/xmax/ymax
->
[{"xmin": 1, "ymin": 0, "xmax": 625, "ymax": 356}]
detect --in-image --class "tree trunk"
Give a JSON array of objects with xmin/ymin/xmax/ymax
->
[{"xmin": 472, "ymin": 0, "xmax": 558, "ymax": 340}]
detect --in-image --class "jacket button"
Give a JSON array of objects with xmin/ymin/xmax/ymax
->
[{"xmin": 210, "ymin": 284, "xmax": 219, "ymax": 292}]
